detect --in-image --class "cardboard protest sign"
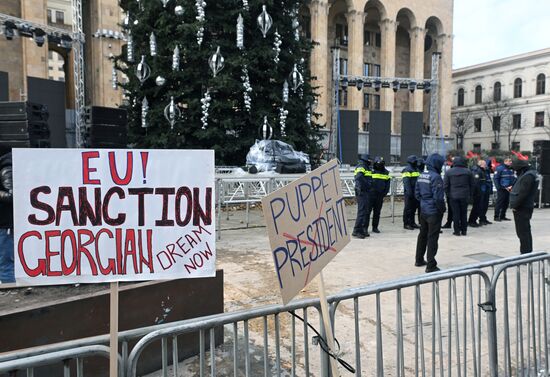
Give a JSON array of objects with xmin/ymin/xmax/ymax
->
[
  {"xmin": 262, "ymin": 160, "xmax": 350, "ymax": 304},
  {"xmin": 13, "ymin": 149, "xmax": 215, "ymax": 286}
]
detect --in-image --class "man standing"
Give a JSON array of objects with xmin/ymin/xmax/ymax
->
[
  {"xmin": 0, "ymin": 150, "xmax": 14, "ymax": 284},
  {"xmin": 468, "ymin": 160, "xmax": 489, "ymax": 227},
  {"xmin": 415, "ymin": 153, "xmax": 446, "ymax": 273},
  {"xmin": 402, "ymin": 155, "xmax": 420, "ymax": 230},
  {"xmin": 478, "ymin": 159, "xmax": 494, "ymax": 225},
  {"xmin": 352, "ymin": 155, "xmax": 372, "ymax": 239},
  {"xmin": 444, "ymin": 157, "xmax": 474, "ymax": 236},
  {"xmin": 365, "ymin": 157, "xmax": 390, "ymax": 234},
  {"xmin": 494, "ymin": 158, "xmax": 516, "ymax": 221},
  {"xmin": 509, "ymin": 159, "xmax": 539, "ymax": 254}
]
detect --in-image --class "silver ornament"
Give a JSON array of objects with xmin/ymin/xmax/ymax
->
[
  {"xmin": 195, "ymin": 0, "xmax": 205, "ymax": 22},
  {"xmin": 257, "ymin": 5, "xmax": 273, "ymax": 38},
  {"xmin": 175, "ymin": 5, "xmax": 184, "ymax": 16},
  {"xmin": 279, "ymin": 107, "xmax": 289, "ymax": 136},
  {"xmin": 112, "ymin": 63, "xmax": 118, "ymax": 90},
  {"xmin": 200, "ymin": 90, "xmax": 211, "ymax": 129},
  {"xmin": 236, "ymin": 14, "xmax": 244, "ymax": 50},
  {"xmin": 141, "ymin": 97, "xmax": 149, "ymax": 128},
  {"xmin": 123, "ymin": 13, "xmax": 130, "ymax": 27},
  {"xmin": 164, "ymin": 96, "xmax": 181, "ymax": 129},
  {"xmin": 209, "ymin": 46, "xmax": 225, "ymax": 77},
  {"xmin": 155, "ymin": 76, "xmax": 166, "ymax": 86},
  {"xmin": 241, "ymin": 66, "xmax": 252, "ymax": 112},
  {"xmin": 150, "ymin": 33, "xmax": 157, "ymax": 56},
  {"xmin": 242, "ymin": 0, "xmax": 249, "ymax": 11},
  {"xmin": 136, "ymin": 55, "xmax": 151, "ymax": 83},
  {"xmin": 273, "ymin": 30, "xmax": 282, "ymax": 64},
  {"xmin": 260, "ymin": 116, "xmax": 273, "ymax": 140},
  {"xmin": 282, "ymin": 80, "xmax": 289, "ymax": 103},
  {"xmin": 126, "ymin": 31, "xmax": 134, "ymax": 62},
  {"xmin": 289, "ymin": 64, "xmax": 304, "ymax": 92},
  {"xmin": 160, "ymin": 0, "xmax": 169, "ymax": 7},
  {"xmin": 172, "ymin": 45, "xmax": 180, "ymax": 71}
]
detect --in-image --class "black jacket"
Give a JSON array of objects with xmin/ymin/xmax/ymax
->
[
  {"xmin": 0, "ymin": 152, "xmax": 13, "ymax": 229},
  {"xmin": 510, "ymin": 165, "xmax": 538, "ymax": 211},
  {"xmin": 444, "ymin": 157, "xmax": 473, "ymax": 200}
]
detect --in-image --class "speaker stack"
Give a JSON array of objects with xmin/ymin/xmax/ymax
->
[
  {"xmin": 83, "ymin": 106, "xmax": 128, "ymax": 148},
  {"xmin": 540, "ymin": 147, "xmax": 550, "ymax": 204},
  {"xmin": 0, "ymin": 101, "xmax": 50, "ymax": 148}
]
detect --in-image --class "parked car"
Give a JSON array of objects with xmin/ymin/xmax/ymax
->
[{"xmin": 246, "ymin": 139, "xmax": 310, "ymax": 173}]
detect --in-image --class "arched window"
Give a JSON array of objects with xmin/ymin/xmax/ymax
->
[
  {"xmin": 514, "ymin": 78, "xmax": 523, "ymax": 98},
  {"xmin": 493, "ymin": 82, "xmax": 502, "ymax": 102},
  {"xmin": 536, "ymin": 73, "xmax": 546, "ymax": 95},
  {"xmin": 475, "ymin": 85, "xmax": 482, "ymax": 104},
  {"xmin": 457, "ymin": 88, "xmax": 464, "ymax": 107}
]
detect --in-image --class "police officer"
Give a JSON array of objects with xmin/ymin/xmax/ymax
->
[
  {"xmin": 365, "ymin": 157, "xmax": 391, "ymax": 234},
  {"xmin": 352, "ymin": 154, "xmax": 372, "ymax": 239},
  {"xmin": 510, "ymin": 159, "xmax": 539, "ymax": 254},
  {"xmin": 478, "ymin": 159, "xmax": 493, "ymax": 225},
  {"xmin": 468, "ymin": 160, "xmax": 488, "ymax": 227},
  {"xmin": 402, "ymin": 155, "xmax": 420, "ymax": 230},
  {"xmin": 494, "ymin": 158, "xmax": 516, "ymax": 221},
  {"xmin": 415, "ymin": 153, "xmax": 446, "ymax": 273}
]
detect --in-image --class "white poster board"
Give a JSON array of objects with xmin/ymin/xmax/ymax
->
[{"xmin": 12, "ymin": 148, "xmax": 215, "ymax": 286}]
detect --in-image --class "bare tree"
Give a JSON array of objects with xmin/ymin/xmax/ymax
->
[
  {"xmin": 483, "ymin": 96, "xmax": 512, "ymax": 150},
  {"xmin": 452, "ymin": 109, "xmax": 473, "ymax": 150}
]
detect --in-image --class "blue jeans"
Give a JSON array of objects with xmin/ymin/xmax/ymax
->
[{"xmin": 0, "ymin": 229, "xmax": 15, "ymax": 283}]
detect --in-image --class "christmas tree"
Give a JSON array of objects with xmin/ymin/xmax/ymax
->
[{"xmin": 115, "ymin": 0, "xmax": 321, "ymax": 166}]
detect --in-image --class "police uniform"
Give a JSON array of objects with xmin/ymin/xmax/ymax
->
[
  {"xmin": 402, "ymin": 155, "xmax": 420, "ymax": 230},
  {"xmin": 468, "ymin": 163, "xmax": 491, "ymax": 226},
  {"xmin": 365, "ymin": 157, "xmax": 390, "ymax": 233},
  {"xmin": 352, "ymin": 155, "xmax": 372, "ymax": 238},
  {"xmin": 494, "ymin": 163, "xmax": 516, "ymax": 221}
]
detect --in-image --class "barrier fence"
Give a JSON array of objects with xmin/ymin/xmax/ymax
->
[{"xmin": 2, "ymin": 252, "xmax": 547, "ymax": 377}]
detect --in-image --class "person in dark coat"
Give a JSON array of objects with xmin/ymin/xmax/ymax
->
[
  {"xmin": 494, "ymin": 158, "xmax": 516, "ymax": 221},
  {"xmin": 352, "ymin": 154, "xmax": 372, "ymax": 239},
  {"xmin": 365, "ymin": 157, "xmax": 391, "ymax": 234},
  {"xmin": 444, "ymin": 156, "xmax": 474, "ymax": 236},
  {"xmin": 478, "ymin": 159, "xmax": 494, "ymax": 225},
  {"xmin": 442, "ymin": 158, "xmax": 454, "ymax": 229},
  {"xmin": 0, "ymin": 150, "xmax": 14, "ymax": 283},
  {"xmin": 468, "ymin": 159, "xmax": 489, "ymax": 227},
  {"xmin": 402, "ymin": 155, "xmax": 420, "ymax": 230},
  {"xmin": 510, "ymin": 160, "xmax": 539, "ymax": 254},
  {"xmin": 415, "ymin": 153, "xmax": 446, "ymax": 273}
]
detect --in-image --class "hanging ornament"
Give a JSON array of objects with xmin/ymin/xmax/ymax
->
[
  {"xmin": 200, "ymin": 90, "xmax": 211, "ymax": 129},
  {"xmin": 273, "ymin": 30, "xmax": 282, "ymax": 64},
  {"xmin": 197, "ymin": 26, "xmax": 204, "ymax": 46},
  {"xmin": 236, "ymin": 14, "xmax": 244, "ymax": 50},
  {"xmin": 241, "ymin": 66, "xmax": 252, "ymax": 112},
  {"xmin": 292, "ymin": 13, "xmax": 300, "ymax": 41},
  {"xmin": 150, "ymin": 33, "xmax": 157, "ymax": 56},
  {"xmin": 289, "ymin": 64, "xmax": 304, "ymax": 92},
  {"xmin": 209, "ymin": 46, "xmax": 225, "ymax": 77},
  {"xmin": 257, "ymin": 5, "xmax": 273, "ymax": 38},
  {"xmin": 260, "ymin": 116, "xmax": 273, "ymax": 140},
  {"xmin": 282, "ymin": 80, "xmax": 289, "ymax": 103},
  {"xmin": 111, "ymin": 63, "xmax": 118, "ymax": 90},
  {"xmin": 136, "ymin": 55, "xmax": 151, "ymax": 83},
  {"xmin": 195, "ymin": 0, "xmax": 205, "ymax": 21},
  {"xmin": 123, "ymin": 13, "xmax": 130, "ymax": 27},
  {"xmin": 279, "ymin": 107, "xmax": 289, "ymax": 136},
  {"xmin": 141, "ymin": 97, "xmax": 149, "ymax": 128},
  {"xmin": 126, "ymin": 31, "xmax": 134, "ymax": 62},
  {"xmin": 164, "ymin": 96, "xmax": 181, "ymax": 129},
  {"xmin": 160, "ymin": 0, "xmax": 169, "ymax": 7},
  {"xmin": 242, "ymin": 0, "xmax": 249, "ymax": 11},
  {"xmin": 306, "ymin": 106, "xmax": 312, "ymax": 126},
  {"xmin": 175, "ymin": 5, "xmax": 184, "ymax": 16},
  {"xmin": 172, "ymin": 46, "xmax": 180, "ymax": 71},
  {"xmin": 155, "ymin": 76, "xmax": 166, "ymax": 86}
]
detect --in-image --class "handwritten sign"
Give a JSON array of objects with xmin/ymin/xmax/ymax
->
[
  {"xmin": 262, "ymin": 160, "xmax": 350, "ymax": 304},
  {"xmin": 12, "ymin": 149, "xmax": 215, "ymax": 286}
]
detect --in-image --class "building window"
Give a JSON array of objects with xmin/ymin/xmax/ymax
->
[
  {"xmin": 336, "ymin": 24, "xmax": 348, "ymax": 46},
  {"xmin": 493, "ymin": 82, "xmax": 501, "ymax": 102},
  {"xmin": 58, "ymin": 66, "xmax": 64, "ymax": 72},
  {"xmin": 55, "ymin": 11, "xmax": 64, "ymax": 24},
  {"xmin": 375, "ymin": 32, "xmax": 381, "ymax": 47},
  {"xmin": 493, "ymin": 116, "xmax": 501, "ymax": 132},
  {"xmin": 475, "ymin": 85, "xmax": 482, "ymax": 104},
  {"xmin": 511, "ymin": 142, "xmax": 520, "ymax": 151},
  {"xmin": 474, "ymin": 118, "xmax": 482, "ymax": 132},
  {"xmin": 363, "ymin": 93, "xmax": 370, "ymax": 108},
  {"xmin": 514, "ymin": 78, "xmax": 522, "ymax": 98},
  {"xmin": 339, "ymin": 88, "xmax": 348, "ymax": 107},
  {"xmin": 339, "ymin": 58, "xmax": 348, "ymax": 75},
  {"xmin": 536, "ymin": 73, "xmax": 546, "ymax": 95},
  {"xmin": 491, "ymin": 142, "xmax": 500, "ymax": 150},
  {"xmin": 535, "ymin": 111, "xmax": 545, "ymax": 127},
  {"xmin": 362, "ymin": 122, "xmax": 367, "ymax": 131},
  {"xmin": 363, "ymin": 63, "xmax": 369, "ymax": 77},
  {"xmin": 364, "ymin": 30, "xmax": 371, "ymax": 46},
  {"xmin": 373, "ymin": 64, "xmax": 381, "ymax": 77},
  {"xmin": 457, "ymin": 88, "xmax": 464, "ymax": 107},
  {"xmin": 473, "ymin": 143, "xmax": 481, "ymax": 153},
  {"xmin": 47, "ymin": 9, "xmax": 52, "ymax": 23},
  {"xmin": 373, "ymin": 94, "xmax": 380, "ymax": 110},
  {"xmin": 48, "ymin": 76, "xmax": 54, "ymax": 80},
  {"xmin": 48, "ymin": 50, "xmax": 53, "ymax": 59},
  {"xmin": 513, "ymin": 114, "xmax": 522, "ymax": 129}
]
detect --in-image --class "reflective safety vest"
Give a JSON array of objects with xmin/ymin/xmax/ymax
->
[{"xmin": 401, "ymin": 172, "xmax": 420, "ymax": 178}]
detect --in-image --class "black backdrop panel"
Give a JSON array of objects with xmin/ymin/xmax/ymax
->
[
  {"xmin": 369, "ymin": 111, "xmax": 391, "ymax": 162},
  {"xmin": 28, "ymin": 77, "xmax": 66, "ymax": 148},
  {"xmin": 337, "ymin": 110, "xmax": 359, "ymax": 165},
  {"xmin": 400, "ymin": 112, "xmax": 423, "ymax": 164},
  {"xmin": 0, "ymin": 72, "xmax": 8, "ymax": 101},
  {"xmin": 540, "ymin": 148, "xmax": 550, "ymax": 175}
]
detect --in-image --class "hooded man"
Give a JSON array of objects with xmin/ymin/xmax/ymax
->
[
  {"xmin": 468, "ymin": 159, "xmax": 490, "ymax": 226},
  {"xmin": 509, "ymin": 159, "xmax": 539, "ymax": 254},
  {"xmin": 352, "ymin": 154, "xmax": 372, "ymax": 238},
  {"xmin": 444, "ymin": 156, "xmax": 474, "ymax": 236},
  {"xmin": 494, "ymin": 158, "xmax": 516, "ymax": 221},
  {"xmin": 365, "ymin": 157, "xmax": 390, "ymax": 234},
  {"xmin": 0, "ymin": 150, "xmax": 14, "ymax": 283},
  {"xmin": 415, "ymin": 153, "xmax": 446, "ymax": 273},
  {"xmin": 402, "ymin": 155, "xmax": 421, "ymax": 230}
]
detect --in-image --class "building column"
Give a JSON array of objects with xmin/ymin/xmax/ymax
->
[
  {"xmin": 379, "ymin": 18, "xmax": 397, "ymax": 132},
  {"xmin": 437, "ymin": 33, "xmax": 453, "ymax": 136},
  {"xmin": 21, "ymin": 0, "xmax": 49, "ymax": 96},
  {"xmin": 409, "ymin": 26, "xmax": 425, "ymax": 112},
  {"xmin": 309, "ymin": 0, "xmax": 330, "ymax": 128},
  {"xmin": 346, "ymin": 9, "xmax": 364, "ymax": 130}
]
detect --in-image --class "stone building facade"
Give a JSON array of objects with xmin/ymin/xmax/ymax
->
[{"xmin": 452, "ymin": 48, "xmax": 550, "ymax": 154}]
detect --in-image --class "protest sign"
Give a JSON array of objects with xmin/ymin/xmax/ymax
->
[
  {"xmin": 12, "ymin": 148, "xmax": 216, "ymax": 286},
  {"xmin": 262, "ymin": 159, "xmax": 350, "ymax": 305}
]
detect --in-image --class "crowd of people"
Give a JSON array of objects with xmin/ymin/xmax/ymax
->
[{"xmin": 353, "ymin": 153, "xmax": 540, "ymax": 273}]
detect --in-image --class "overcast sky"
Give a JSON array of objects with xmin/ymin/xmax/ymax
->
[{"xmin": 453, "ymin": 0, "xmax": 550, "ymax": 69}]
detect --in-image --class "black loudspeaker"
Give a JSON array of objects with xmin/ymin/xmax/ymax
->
[
  {"xmin": 0, "ymin": 101, "xmax": 50, "ymax": 148},
  {"xmin": 84, "ymin": 106, "xmax": 128, "ymax": 148},
  {"xmin": 540, "ymin": 149, "xmax": 550, "ymax": 175},
  {"xmin": 369, "ymin": 111, "xmax": 391, "ymax": 163},
  {"xmin": 401, "ymin": 112, "xmax": 423, "ymax": 164},
  {"xmin": 541, "ymin": 176, "xmax": 550, "ymax": 203},
  {"xmin": 84, "ymin": 106, "xmax": 127, "ymax": 127},
  {"xmin": 0, "ymin": 72, "xmax": 8, "ymax": 101},
  {"xmin": 338, "ymin": 110, "xmax": 359, "ymax": 165}
]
